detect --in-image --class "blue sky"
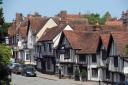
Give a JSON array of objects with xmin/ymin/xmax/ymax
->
[{"xmin": 3, "ymin": 0, "xmax": 128, "ymax": 22}]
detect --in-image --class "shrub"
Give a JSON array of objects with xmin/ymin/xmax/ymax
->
[
  {"xmin": 80, "ymin": 69, "xmax": 87, "ymax": 81},
  {"xmin": 74, "ymin": 69, "xmax": 80, "ymax": 81}
]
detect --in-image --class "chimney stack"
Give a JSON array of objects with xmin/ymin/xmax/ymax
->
[{"xmin": 16, "ymin": 13, "xmax": 23, "ymax": 23}]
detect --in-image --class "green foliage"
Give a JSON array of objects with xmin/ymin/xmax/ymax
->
[
  {"xmin": 0, "ymin": 64, "xmax": 10, "ymax": 80},
  {"xmin": 124, "ymin": 44, "xmax": 128, "ymax": 57},
  {"xmin": 1, "ymin": 23, "xmax": 12, "ymax": 36},
  {"xmin": 0, "ymin": 44, "xmax": 11, "ymax": 65},
  {"xmin": 86, "ymin": 13, "xmax": 100, "ymax": 25},
  {"xmin": 85, "ymin": 11, "xmax": 111, "ymax": 25},
  {"xmin": 75, "ymin": 68, "xmax": 80, "ymax": 76},
  {"xmin": 0, "ymin": 1, "xmax": 11, "ymax": 42},
  {"xmin": 1, "ymin": 80, "xmax": 6, "ymax": 85},
  {"xmin": 80, "ymin": 69, "xmax": 87, "ymax": 79},
  {"xmin": 103, "ymin": 11, "xmax": 111, "ymax": 20},
  {"xmin": 0, "ymin": 0, "xmax": 2, "ymax": 4},
  {"xmin": 100, "ymin": 11, "xmax": 111, "ymax": 24},
  {"xmin": 74, "ymin": 68, "xmax": 80, "ymax": 80},
  {"xmin": 0, "ymin": 8, "xmax": 4, "ymax": 25},
  {"xmin": 0, "ymin": 0, "xmax": 4, "ymax": 26},
  {"xmin": 0, "ymin": 0, "xmax": 6, "ymax": 42}
]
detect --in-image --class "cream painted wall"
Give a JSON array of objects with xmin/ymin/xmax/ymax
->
[
  {"xmin": 53, "ymin": 32, "xmax": 62, "ymax": 48},
  {"xmin": 124, "ymin": 60, "xmax": 128, "ymax": 74},
  {"xmin": 64, "ymin": 25, "xmax": 73, "ymax": 31},
  {"xmin": 36, "ymin": 18, "xmax": 58, "ymax": 41},
  {"xmin": 27, "ymin": 27, "xmax": 33, "ymax": 49},
  {"xmin": 53, "ymin": 25, "xmax": 73, "ymax": 48}
]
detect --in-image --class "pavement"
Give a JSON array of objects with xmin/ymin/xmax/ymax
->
[{"xmin": 36, "ymin": 72, "xmax": 110, "ymax": 85}]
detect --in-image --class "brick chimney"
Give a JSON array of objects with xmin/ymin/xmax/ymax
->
[
  {"xmin": 16, "ymin": 13, "xmax": 23, "ymax": 23},
  {"xmin": 59, "ymin": 10, "xmax": 67, "ymax": 22},
  {"xmin": 122, "ymin": 10, "xmax": 128, "ymax": 27}
]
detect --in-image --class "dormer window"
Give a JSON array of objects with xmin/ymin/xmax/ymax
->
[
  {"xmin": 114, "ymin": 56, "xmax": 118, "ymax": 67},
  {"xmin": 92, "ymin": 54, "xmax": 97, "ymax": 63},
  {"xmin": 43, "ymin": 44, "xmax": 46, "ymax": 52},
  {"xmin": 48, "ymin": 43, "xmax": 52, "ymax": 52},
  {"xmin": 64, "ymin": 48, "xmax": 70, "ymax": 59},
  {"xmin": 101, "ymin": 49, "xmax": 107, "ymax": 60},
  {"xmin": 59, "ymin": 45, "xmax": 65, "ymax": 54},
  {"xmin": 61, "ymin": 46, "xmax": 65, "ymax": 49}
]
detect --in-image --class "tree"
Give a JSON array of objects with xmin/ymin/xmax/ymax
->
[
  {"xmin": 85, "ymin": 12, "xmax": 111, "ymax": 25},
  {"xmin": 103, "ymin": 11, "xmax": 111, "ymax": 20},
  {"xmin": 74, "ymin": 68, "xmax": 80, "ymax": 81},
  {"xmin": 0, "ymin": 0, "xmax": 4, "ymax": 26},
  {"xmin": 2, "ymin": 23, "xmax": 12, "ymax": 36},
  {"xmin": 0, "ymin": 44, "xmax": 11, "ymax": 65},
  {"xmin": 86, "ymin": 13, "xmax": 100, "ymax": 25},
  {"xmin": 0, "ymin": 0, "xmax": 2, "ymax": 4},
  {"xmin": 0, "ymin": 0, "xmax": 5, "ymax": 43},
  {"xmin": 0, "ymin": 8, "xmax": 4, "ymax": 26},
  {"xmin": 80, "ymin": 69, "xmax": 87, "ymax": 81},
  {"xmin": 0, "ymin": 43, "xmax": 11, "ymax": 83},
  {"xmin": 0, "ymin": 0, "xmax": 11, "ymax": 43},
  {"xmin": 99, "ymin": 11, "xmax": 111, "ymax": 25},
  {"xmin": 0, "ymin": 1, "xmax": 11, "ymax": 84}
]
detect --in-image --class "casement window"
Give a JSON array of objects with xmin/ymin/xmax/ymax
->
[
  {"xmin": 59, "ymin": 45, "xmax": 65, "ymax": 54},
  {"xmin": 14, "ymin": 36, "xmax": 16, "ymax": 44},
  {"xmin": 106, "ymin": 68, "xmax": 110, "ymax": 79},
  {"xmin": 111, "ymin": 42, "xmax": 117, "ymax": 56},
  {"xmin": 37, "ymin": 45, "xmax": 40, "ymax": 52},
  {"xmin": 92, "ymin": 54, "xmax": 97, "ymax": 63},
  {"xmin": 114, "ymin": 56, "xmax": 118, "ymax": 67},
  {"xmin": 79, "ymin": 54, "xmax": 86, "ymax": 62},
  {"xmin": 102, "ymin": 49, "xmax": 107, "ymax": 60},
  {"xmin": 47, "ymin": 60, "xmax": 50, "ymax": 70},
  {"xmin": 48, "ymin": 43, "xmax": 52, "ymax": 52},
  {"xmin": 92, "ymin": 68, "xmax": 98, "ymax": 77},
  {"xmin": 26, "ymin": 54, "xmax": 30, "ymax": 60},
  {"xmin": 64, "ymin": 49, "xmax": 70, "ymax": 59},
  {"xmin": 39, "ymin": 46, "xmax": 41, "ymax": 53},
  {"xmin": 43, "ymin": 44, "xmax": 46, "ymax": 52},
  {"xmin": 23, "ymin": 43, "xmax": 27, "ymax": 49}
]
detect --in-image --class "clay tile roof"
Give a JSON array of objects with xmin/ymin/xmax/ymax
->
[
  {"xmin": 101, "ymin": 33, "xmax": 111, "ymax": 50},
  {"xmin": 52, "ymin": 17, "xmax": 60, "ymax": 25},
  {"xmin": 100, "ymin": 25, "xmax": 125, "ymax": 32},
  {"xmin": 19, "ymin": 26, "xmax": 28, "ymax": 39},
  {"xmin": 72, "ymin": 24, "xmax": 95, "ymax": 32},
  {"xmin": 8, "ymin": 22, "xmax": 16, "ymax": 37},
  {"xmin": 72, "ymin": 24, "xmax": 87, "ymax": 31},
  {"xmin": 38, "ymin": 26, "xmax": 64, "ymax": 42},
  {"xmin": 20, "ymin": 18, "xmax": 29, "ymax": 27},
  {"xmin": 29, "ymin": 16, "xmax": 48, "ymax": 34},
  {"xmin": 78, "ymin": 32, "xmax": 100, "ymax": 54},
  {"xmin": 105, "ymin": 20, "xmax": 123, "ymax": 27},
  {"xmin": 63, "ymin": 30, "xmax": 81, "ymax": 50},
  {"xmin": 67, "ymin": 14, "xmax": 85, "ymax": 21},
  {"xmin": 63, "ymin": 31, "xmax": 100, "ymax": 54},
  {"xmin": 111, "ymin": 32, "xmax": 128, "ymax": 56}
]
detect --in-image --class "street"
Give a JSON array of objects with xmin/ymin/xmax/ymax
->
[
  {"xmin": 11, "ymin": 72, "xmax": 78, "ymax": 85},
  {"xmin": 11, "ymin": 71, "xmax": 109, "ymax": 85}
]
